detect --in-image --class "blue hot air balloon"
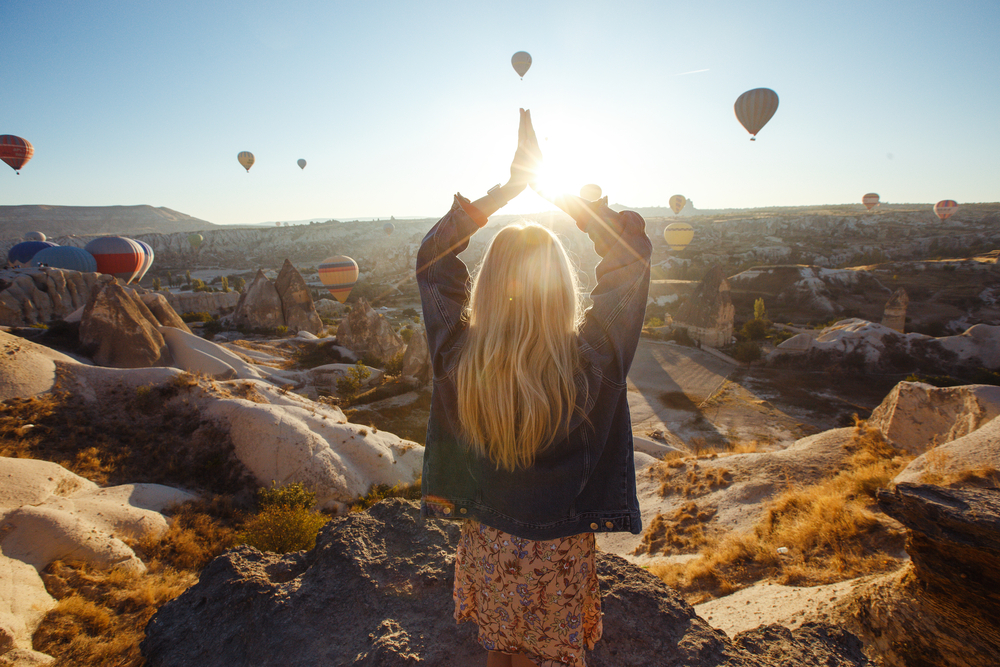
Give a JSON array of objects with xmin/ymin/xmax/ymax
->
[
  {"xmin": 7, "ymin": 241, "xmax": 58, "ymax": 268},
  {"xmin": 33, "ymin": 246, "xmax": 98, "ymax": 273}
]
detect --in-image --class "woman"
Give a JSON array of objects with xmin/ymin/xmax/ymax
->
[{"xmin": 416, "ymin": 109, "xmax": 651, "ymax": 667}]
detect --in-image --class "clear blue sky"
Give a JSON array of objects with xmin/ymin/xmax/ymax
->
[{"xmin": 2, "ymin": 0, "xmax": 998, "ymax": 225}]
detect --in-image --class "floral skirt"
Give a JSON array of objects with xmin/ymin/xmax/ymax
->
[{"xmin": 453, "ymin": 520, "xmax": 602, "ymax": 667}]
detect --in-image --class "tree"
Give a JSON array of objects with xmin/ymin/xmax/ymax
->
[
  {"xmin": 221, "ymin": 276, "xmax": 230, "ymax": 292},
  {"xmin": 166, "ymin": 271, "xmax": 173, "ymax": 287},
  {"xmin": 152, "ymin": 277, "xmax": 161, "ymax": 291},
  {"xmin": 235, "ymin": 277, "xmax": 246, "ymax": 292},
  {"xmin": 185, "ymin": 270, "xmax": 192, "ymax": 286},
  {"xmin": 732, "ymin": 341, "xmax": 762, "ymax": 365},
  {"xmin": 754, "ymin": 297, "xmax": 767, "ymax": 322}
]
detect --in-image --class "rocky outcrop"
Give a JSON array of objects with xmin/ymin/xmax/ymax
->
[
  {"xmin": 0, "ymin": 267, "xmax": 100, "ymax": 326},
  {"xmin": 894, "ymin": 416, "xmax": 1000, "ymax": 485},
  {"xmin": 841, "ymin": 484, "xmax": 1000, "ymax": 667},
  {"xmin": 142, "ymin": 499, "xmax": 872, "ymax": 667},
  {"xmin": 336, "ymin": 298, "xmax": 406, "ymax": 362},
  {"xmin": 139, "ymin": 293, "xmax": 191, "ymax": 333},
  {"xmin": 161, "ymin": 290, "xmax": 240, "ymax": 317},
  {"xmin": 401, "ymin": 327, "xmax": 430, "ymax": 383},
  {"xmin": 79, "ymin": 280, "xmax": 171, "ymax": 368},
  {"xmin": 232, "ymin": 270, "xmax": 284, "ymax": 331},
  {"xmin": 0, "ymin": 331, "xmax": 75, "ymax": 402},
  {"xmin": 880, "ymin": 288, "xmax": 908, "ymax": 333},
  {"xmin": 314, "ymin": 298, "xmax": 346, "ymax": 319},
  {"xmin": 274, "ymin": 259, "xmax": 323, "ymax": 334},
  {"xmin": 674, "ymin": 265, "xmax": 734, "ymax": 348}
]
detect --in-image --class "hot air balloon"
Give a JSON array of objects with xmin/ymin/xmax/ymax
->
[
  {"xmin": 511, "ymin": 51, "xmax": 532, "ymax": 79},
  {"xmin": 23, "ymin": 231, "xmax": 46, "ymax": 242},
  {"xmin": 383, "ymin": 222, "xmax": 394, "ymax": 236},
  {"xmin": 0, "ymin": 135, "xmax": 34, "ymax": 174},
  {"xmin": 84, "ymin": 236, "xmax": 144, "ymax": 283},
  {"xmin": 32, "ymin": 246, "xmax": 98, "ymax": 273},
  {"xmin": 664, "ymin": 223, "xmax": 694, "ymax": 252},
  {"xmin": 188, "ymin": 233, "xmax": 203, "ymax": 251},
  {"xmin": 297, "ymin": 159, "xmax": 307, "ymax": 170},
  {"xmin": 934, "ymin": 200, "xmax": 959, "ymax": 221},
  {"xmin": 862, "ymin": 193, "xmax": 880, "ymax": 210},
  {"xmin": 319, "ymin": 255, "xmax": 359, "ymax": 303},
  {"xmin": 669, "ymin": 195, "xmax": 686, "ymax": 215},
  {"xmin": 580, "ymin": 184, "xmax": 602, "ymax": 200},
  {"xmin": 238, "ymin": 151, "xmax": 255, "ymax": 172},
  {"xmin": 7, "ymin": 241, "xmax": 57, "ymax": 268},
  {"xmin": 734, "ymin": 88, "xmax": 779, "ymax": 141},
  {"xmin": 135, "ymin": 240, "xmax": 155, "ymax": 282}
]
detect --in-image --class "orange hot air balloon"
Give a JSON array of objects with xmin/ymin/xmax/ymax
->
[
  {"xmin": 862, "ymin": 193, "xmax": 880, "ymax": 210},
  {"xmin": 237, "ymin": 151, "xmax": 255, "ymax": 172},
  {"xmin": 664, "ymin": 222, "xmax": 694, "ymax": 251},
  {"xmin": 734, "ymin": 88, "xmax": 779, "ymax": 141},
  {"xmin": 319, "ymin": 255, "xmax": 359, "ymax": 303},
  {"xmin": 0, "ymin": 135, "xmax": 34, "ymax": 174},
  {"xmin": 669, "ymin": 195, "xmax": 686, "ymax": 215},
  {"xmin": 511, "ymin": 51, "xmax": 532, "ymax": 79},
  {"xmin": 934, "ymin": 200, "xmax": 959, "ymax": 221}
]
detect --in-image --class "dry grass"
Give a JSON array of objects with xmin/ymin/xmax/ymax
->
[
  {"xmin": 633, "ymin": 502, "xmax": 716, "ymax": 556},
  {"xmin": 651, "ymin": 460, "xmax": 733, "ymax": 498},
  {"xmin": 350, "ymin": 478, "xmax": 423, "ymax": 512},
  {"xmin": 650, "ymin": 420, "xmax": 911, "ymax": 603},
  {"xmin": 921, "ymin": 464, "xmax": 1000, "ymax": 488}
]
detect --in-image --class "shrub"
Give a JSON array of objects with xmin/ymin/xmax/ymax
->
[
  {"xmin": 399, "ymin": 327, "xmax": 414, "ymax": 343},
  {"xmin": 351, "ymin": 479, "xmax": 422, "ymax": 512},
  {"xmin": 740, "ymin": 318, "xmax": 768, "ymax": 341},
  {"xmin": 257, "ymin": 481, "xmax": 316, "ymax": 511},
  {"xmin": 236, "ymin": 483, "xmax": 329, "ymax": 554},
  {"xmin": 336, "ymin": 361, "xmax": 372, "ymax": 401},
  {"xmin": 181, "ymin": 311, "xmax": 213, "ymax": 323},
  {"xmin": 384, "ymin": 351, "xmax": 405, "ymax": 376},
  {"xmin": 645, "ymin": 316, "xmax": 664, "ymax": 328},
  {"xmin": 732, "ymin": 341, "xmax": 762, "ymax": 364}
]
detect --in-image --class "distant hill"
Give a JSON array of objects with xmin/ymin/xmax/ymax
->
[{"xmin": 0, "ymin": 205, "xmax": 217, "ymax": 239}]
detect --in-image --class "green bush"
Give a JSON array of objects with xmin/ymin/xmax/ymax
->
[
  {"xmin": 384, "ymin": 351, "xmax": 405, "ymax": 376},
  {"xmin": 336, "ymin": 361, "xmax": 372, "ymax": 401},
  {"xmin": 740, "ymin": 318, "xmax": 768, "ymax": 341},
  {"xmin": 258, "ymin": 481, "xmax": 316, "ymax": 511},
  {"xmin": 645, "ymin": 317, "xmax": 664, "ymax": 328},
  {"xmin": 235, "ymin": 482, "xmax": 329, "ymax": 554},
  {"xmin": 181, "ymin": 311, "xmax": 213, "ymax": 323},
  {"xmin": 399, "ymin": 327, "xmax": 414, "ymax": 343},
  {"xmin": 732, "ymin": 341, "xmax": 762, "ymax": 364}
]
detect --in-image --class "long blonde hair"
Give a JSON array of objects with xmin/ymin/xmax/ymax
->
[{"xmin": 456, "ymin": 223, "xmax": 582, "ymax": 471}]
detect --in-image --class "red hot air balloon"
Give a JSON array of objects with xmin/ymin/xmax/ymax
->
[
  {"xmin": 734, "ymin": 88, "xmax": 779, "ymax": 141},
  {"xmin": 84, "ymin": 236, "xmax": 145, "ymax": 283},
  {"xmin": 934, "ymin": 200, "xmax": 959, "ymax": 221},
  {"xmin": 0, "ymin": 135, "xmax": 34, "ymax": 174},
  {"xmin": 862, "ymin": 193, "xmax": 880, "ymax": 210}
]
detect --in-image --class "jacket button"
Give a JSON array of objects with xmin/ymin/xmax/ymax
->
[
  {"xmin": 605, "ymin": 521, "xmax": 614, "ymax": 529},
  {"xmin": 443, "ymin": 507, "xmax": 452, "ymax": 515},
  {"xmin": 459, "ymin": 508, "xmax": 467, "ymax": 514},
  {"xmin": 590, "ymin": 522, "xmax": 598, "ymax": 530}
]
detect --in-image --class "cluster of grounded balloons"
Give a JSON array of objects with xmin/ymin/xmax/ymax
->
[
  {"xmin": 6, "ymin": 233, "xmax": 155, "ymax": 283},
  {"xmin": 861, "ymin": 193, "xmax": 959, "ymax": 220}
]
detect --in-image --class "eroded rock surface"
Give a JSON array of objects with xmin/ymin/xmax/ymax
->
[
  {"xmin": 400, "ymin": 326, "xmax": 430, "ymax": 383},
  {"xmin": 232, "ymin": 270, "xmax": 284, "ymax": 331},
  {"xmin": 79, "ymin": 281, "xmax": 171, "ymax": 368},
  {"xmin": 674, "ymin": 265, "xmax": 734, "ymax": 348},
  {"xmin": 336, "ymin": 298, "xmax": 405, "ymax": 362},
  {"xmin": 274, "ymin": 259, "xmax": 323, "ymax": 335}
]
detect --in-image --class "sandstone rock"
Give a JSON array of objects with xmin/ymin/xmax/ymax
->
[
  {"xmin": 0, "ymin": 331, "xmax": 76, "ymax": 402},
  {"xmin": 335, "ymin": 298, "xmax": 405, "ymax": 362},
  {"xmin": 79, "ymin": 282, "xmax": 171, "ymax": 368},
  {"xmin": 161, "ymin": 290, "xmax": 240, "ymax": 317},
  {"xmin": 774, "ymin": 332, "xmax": 812, "ymax": 353},
  {"xmin": 232, "ymin": 270, "xmax": 284, "ymax": 331},
  {"xmin": 0, "ymin": 647, "xmax": 56, "ymax": 666},
  {"xmin": 893, "ymin": 416, "xmax": 1000, "ymax": 486},
  {"xmin": 868, "ymin": 381, "xmax": 1000, "ymax": 453},
  {"xmin": 314, "ymin": 298, "xmax": 345, "ymax": 319},
  {"xmin": 880, "ymin": 288, "xmax": 908, "ymax": 333},
  {"xmin": 674, "ymin": 265, "xmax": 734, "ymax": 348},
  {"xmin": 159, "ymin": 326, "xmax": 237, "ymax": 379},
  {"xmin": 139, "ymin": 293, "xmax": 191, "ymax": 332},
  {"xmin": 274, "ymin": 259, "xmax": 322, "ymax": 334},
  {"xmin": 0, "ymin": 555, "xmax": 56, "ymax": 655},
  {"xmin": 142, "ymin": 499, "xmax": 872, "ymax": 667},
  {"xmin": 401, "ymin": 327, "xmax": 430, "ymax": 383}
]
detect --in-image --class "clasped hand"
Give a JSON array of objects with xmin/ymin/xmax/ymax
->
[{"xmin": 507, "ymin": 108, "xmax": 542, "ymax": 196}]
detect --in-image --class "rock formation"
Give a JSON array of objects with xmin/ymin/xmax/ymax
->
[
  {"xmin": 336, "ymin": 298, "xmax": 406, "ymax": 362},
  {"xmin": 401, "ymin": 327, "xmax": 430, "ymax": 383},
  {"xmin": 674, "ymin": 265, "xmax": 735, "ymax": 348},
  {"xmin": 0, "ymin": 267, "xmax": 100, "ymax": 326},
  {"xmin": 314, "ymin": 298, "xmax": 346, "ymax": 319},
  {"xmin": 841, "ymin": 484, "xmax": 1000, "ymax": 667},
  {"xmin": 0, "ymin": 331, "xmax": 75, "ymax": 402},
  {"xmin": 79, "ymin": 280, "xmax": 172, "ymax": 368},
  {"xmin": 161, "ymin": 290, "xmax": 239, "ymax": 317},
  {"xmin": 142, "ymin": 499, "xmax": 873, "ymax": 667},
  {"xmin": 893, "ymin": 415, "xmax": 1000, "ymax": 486},
  {"xmin": 880, "ymin": 288, "xmax": 908, "ymax": 333},
  {"xmin": 139, "ymin": 293, "xmax": 192, "ymax": 333},
  {"xmin": 232, "ymin": 270, "xmax": 284, "ymax": 331},
  {"xmin": 274, "ymin": 259, "xmax": 323, "ymax": 334}
]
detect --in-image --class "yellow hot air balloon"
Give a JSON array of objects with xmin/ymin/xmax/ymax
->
[
  {"xmin": 734, "ymin": 88, "xmax": 779, "ymax": 141},
  {"xmin": 669, "ymin": 195, "xmax": 686, "ymax": 215},
  {"xmin": 580, "ymin": 184, "xmax": 602, "ymax": 200},
  {"xmin": 862, "ymin": 193, "xmax": 880, "ymax": 210},
  {"xmin": 319, "ymin": 255, "xmax": 359, "ymax": 303},
  {"xmin": 237, "ymin": 151, "xmax": 255, "ymax": 172},
  {"xmin": 664, "ymin": 222, "xmax": 694, "ymax": 251},
  {"xmin": 934, "ymin": 200, "xmax": 959, "ymax": 221},
  {"xmin": 511, "ymin": 51, "xmax": 532, "ymax": 79}
]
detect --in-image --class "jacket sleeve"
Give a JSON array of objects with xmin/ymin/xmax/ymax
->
[{"xmin": 416, "ymin": 194, "xmax": 487, "ymax": 371}]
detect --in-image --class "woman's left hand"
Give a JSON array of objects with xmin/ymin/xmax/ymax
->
[{"xmin": 509, "ymin": 108, "xmax": 541, "ymax": 192}]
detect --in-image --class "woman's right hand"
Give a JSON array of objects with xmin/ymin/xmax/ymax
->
[{"xmin": 509, "ymin": 108, "xmax": 541, "ymax": 192}]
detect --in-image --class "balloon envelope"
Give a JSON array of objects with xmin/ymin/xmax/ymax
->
[
  {"xmin": 319, "ymin": 255, "xmax": 359, "ymax": 304},
  {"xmin": 238, "ymin": 151, "xmax": 255, "ymax": 172},
  {"xmin": 7, "ymin": 241, "xmax": 57, "ymax": 268},
  {"xmin": 383, "ymin": 222, "xmax": 394, "ymax": 236},
  {"xmin": 297, "ymin": 159, "xmax": 306, "ymax": 170},
  {"xmin": 84, "ymin": 236, "xmax": 144, "ymax": 282},
  {"xmin": 580, "ymin": 184, "xmax": 602, "ymax": 200},
  {"xmin": 664, "ymin": 223, "xmax": 694, "ymax": 251},
  {"xmin": 669, "ymin": 195, "xmax": 686, "ymax": 215},
  {"xmin": 934, "ymin": 200, "xmax": 959, "ymax": 221},
  {"xmin": 23, "ymin": 231, "xmax": 46, "ymax": 242},
  {"xmin": 135, "ymin": 240, "xmax": 155, "ymax": 282},
  {"xmin": 511, "ymin": 51, "xmax": 532, "ymax": 78},
  {"xmin": 188, "ymin": 233, "xmax": 203, "ymax": 250},
  {"xmin": 32, "ymin": 246, "xmax": 97, "ymax": 273},
  {"xmin": 734, "ymin": 88, "xmax": 779, "ymax": 140},
  {"xmin": 863, "ymin": 193, "xmax": 880, "ymax": 210},
  {"xmin": 0, "ymin": 135, "xmax": 34, "ymax": 173}
]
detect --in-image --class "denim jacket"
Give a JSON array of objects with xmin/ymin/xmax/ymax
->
[{"xmin": 416, "ymin": 194, "xmax": 652, "ymax": 540}]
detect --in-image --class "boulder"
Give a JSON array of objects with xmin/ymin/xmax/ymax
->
[
  {"xmin": 139, "ymin": 293, "xmax": 192, "ymax": 332},
  {"xmin": 868, "ymin": 381, "xmax": 1000, "ymax": 454},
  {"xmin": 231, "ymin": 270, "xmax": 284, "ymax": 331},
  {"xmin": 142, "ymin": 500, "xmax": 873, "ymax": 667},
  {"xmin": 893, "ymin": 416, "xmax": 1000, "ymax": 486},
  {"xmin": 0, "ymin": 331, "xmax": 77, "ymax": 402},
  {"xmin": 335, "ymin": 298, "xmax": 405, "ymax": 362},
  {"xmin": 274, "ymin": 259, "xmax": 323, "ymax": 334},
  {"xmin": 79, "ymin": 281, "xmax": 171, "ymax": 368},
  {"xmin": 159, "ymin": 326, "xmax": 238, "ymax": 379},
  {"xmin": 674, "ymin": 265, "xmax": 734, "ymax": 348},
  {"xmin": 401, "ymin": 327, "xmax": 430, "ymax": 383},
  {"xmin": 774, "ymin": 332, "xmax": 812, "ymax": 353},
  {"xmin": 314, "ymin": 298, "xmax": 346, "ymax": 319},
  {"xmin": 0, "ymin": 555, "xmax": 56, "ymax": 656}
]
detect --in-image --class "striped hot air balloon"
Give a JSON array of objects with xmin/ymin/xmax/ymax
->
[
  {"xmin": 669, "ymin": 195, "xmax": 686, "ymax": 215},
  {"xmin": 862, "ymin": 193, "xmax": 880, "ymax": 210},
  {"xmin": 0, "ymin": 135, "xmax": 34, "ymax": 174},
  {"xmin": 24, "ymin": 231, "xmax": 46, "ymax": 242},
  {"xmin": 238, "ymin": 151, "xmax": 255, "ymax": 172},
  {"xmin": 135, "ymin": 240, "xmax": 155, "ymax": 282},
  {"xmin": 32, "ymin": 246, "xmax": 98, "ymax": 273},
  {"xmin": 7, "ymin": 241, "xmax": 57, "ymax": 267},
  {"xmin": 734, "ymin": 88, "xmax": 779, "ymax": 141},
  {"xmin": 84, "ymin": 236, "xmax": 145, "ymax": 282},
  {"xmin": 664, "ymin": 223, "xmax": 694, "ymax": 251},
  {"xmin": 934, "ymin": 200, "xmax": 959, "ymax": 221},
  {"xmin": 319, "ymin": 255, "xmax": 359, "ymax": 303}
]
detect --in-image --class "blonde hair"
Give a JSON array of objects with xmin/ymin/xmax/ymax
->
[{"xmin": 456, "ymin": 223, "xmax": 582, "ymax": 471}]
